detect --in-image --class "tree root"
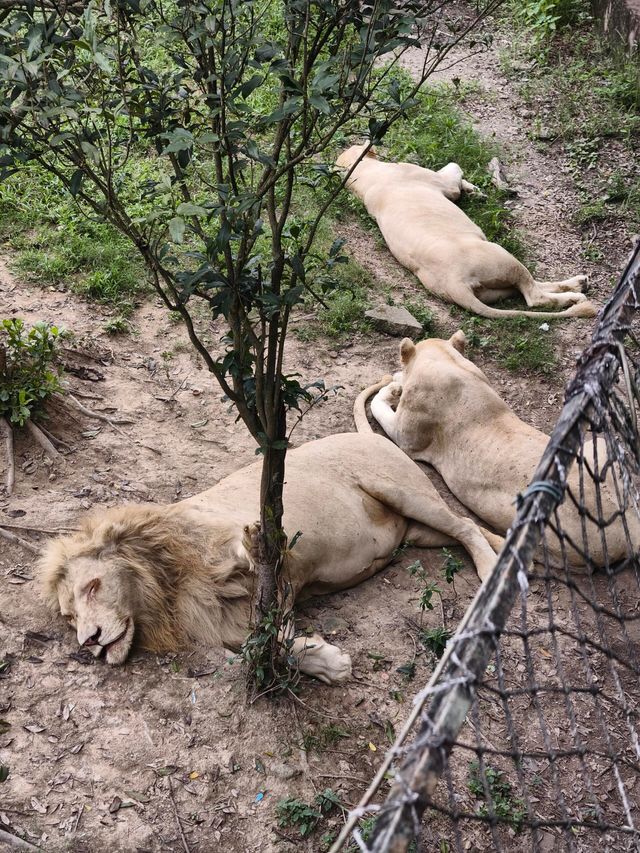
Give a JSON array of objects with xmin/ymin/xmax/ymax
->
[
  {"xmin": 36, "ymin": 422, "xmax": 73, "ymax": 453},
  {"xmin": 25, "ymin": 420, "xmax": 64, "ymax": 462},
  {"xmin": 0, "ymin": 828, "xmax": 42, "ymax": 852},
  {"xmin": 64, "ymin": 394, "xmax": 161, "ymax": 455},
  {"xmin": 0, "ymin": 526, "xmax": 40, "ymax": 555},
  {"xmin": 1, "ymin": 416, "xmax": 14, "ymax": 496}
]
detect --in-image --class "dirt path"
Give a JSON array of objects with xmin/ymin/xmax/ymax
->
[{"xmin": 0, "ymin": 14, "xmax": 635, "ymax": 853}]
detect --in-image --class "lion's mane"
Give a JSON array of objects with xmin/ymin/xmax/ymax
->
[{"xmin": 39, "ymin": 505, "xmax": 253, "ymax": 652}]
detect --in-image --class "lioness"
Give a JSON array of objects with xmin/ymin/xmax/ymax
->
[
  {"xmin": 40, "ymin": 433, "xmax": 500, "ymax": 684},
  {"xmin": 354, "ymin": 333, "xmax": 639, "ymax": 567},
  {"xmin": 336, "ymin": 145, "xmax": 597, "ymax": 320}
]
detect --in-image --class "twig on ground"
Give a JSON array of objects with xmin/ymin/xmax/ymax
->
[
  {"xmin": 167, "ymin": 776, "xmax": 191, "ymax": 853},
  {"xmin": 0, "ymin": 526, "xmax": 40, "ymax": 555},
  {"xmin": 64, "ymin": 394, "xmax": 161, "ymax": 455},
  {"xmin": 0, "ymin": 522, "xmax": 77, "ymax": 534},
  {"xmin": 1, "ymin": 416, "xmax": 14, "ymax": 495},
  {"xmin": 25, "ymin": 420, "xmax": 63, "ymax": 462},
  {"xmin": 0, "ymin": 827, "xmax": 42, "ymax": 851},
  {"xmin": 287, "ymin": 688, "xmax": 351, "ymax": 722},
  {"xmin": 69, "ymin": 389, "xmax": 104, "ymax": 401}
]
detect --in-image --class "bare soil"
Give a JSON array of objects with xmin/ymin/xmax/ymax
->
[{"xmin": 1, "ymin": 17, "xmax": 637, "ymax": 853}]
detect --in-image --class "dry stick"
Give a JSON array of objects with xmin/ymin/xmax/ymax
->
[
  {"xmin": 25, "ymin": 419, "xmax": 63, "ymax": 461},
  {"xmin": 65, "ymin": 394, "xmax": 161, "ymax": 456},
  {"xmin": 0, "ymin": 526, "xmax": 40, "ymax": 555},
  {"xmin": 0, "ymin": 828, "xmax": 41, "ymax": 851},
  {"xmin": 167, "ymin": 776, "xmax": 191, "ymax": 853},
  {"xmin": 0, "ymin": 522, "xmax": 78, "ymax": 534},
  {"xmin": 0, "ymin": 416, "xmax": 14, "ymax": 495}
]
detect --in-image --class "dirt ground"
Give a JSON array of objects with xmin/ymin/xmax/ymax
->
[{"xmin": 1, "ymin": 12, "xmax": 638, "ymax": 853}]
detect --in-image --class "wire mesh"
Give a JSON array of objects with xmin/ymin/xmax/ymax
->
[{"xmin": 331, "ymin": 241, "xmax": 640, "ymax": 853}]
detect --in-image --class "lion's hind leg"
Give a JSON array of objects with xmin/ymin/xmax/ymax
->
[{"xmin": 359, "ymin": 468, "xmax": 499, "ymax": 582}]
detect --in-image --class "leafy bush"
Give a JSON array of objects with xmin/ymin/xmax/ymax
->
[
  {"xmin": 0, "ymin": 319, "xmax": 64, "ymax": 426},
  {"xmin": 276, "ymin": 788, "xmax": 340, "ymax": 838},
  {"xmin": 468, "ymin": 761, "xmax": 527, "ymax": 831},
  {"xmin": 512, "ymin": 0, "xmax": 589, "ymax": 49}
]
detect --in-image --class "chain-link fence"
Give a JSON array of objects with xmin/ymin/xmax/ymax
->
[{"xmin": 331, "ymin": 241, "xmax": 640, "ymax": 853}]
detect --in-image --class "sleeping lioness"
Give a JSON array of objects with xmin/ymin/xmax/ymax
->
[
  {"xmin": 354, "ymin": 333, "xmax": 639, "ymax": 568},
  {"xmin": 40, "ymin": 433, "xmax": 501, "ymax": 684},
  {"xmin": 336, "ymin": 145, "xmax": 597, "ymax": 320}
]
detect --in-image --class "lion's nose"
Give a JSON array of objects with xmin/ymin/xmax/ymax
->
[{"xmin": 81, "ymin": 628, "xmax": 102, "ymax": 647}]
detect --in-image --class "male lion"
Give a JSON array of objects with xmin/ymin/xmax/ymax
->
[
  {"xmin": 336, "ymin": 145, "xmax": 596, "ymax": 320},
  {"xmin": 354, "ymin": 333, "xmax": 639, "ymax": 568},
  {"xmin": 40, "ymin": 433, "xmax": 501, "ymax": 684}
]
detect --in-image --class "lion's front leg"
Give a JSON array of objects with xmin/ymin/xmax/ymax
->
[{"xmin": 291, "ymin": 632, "xmax": 352, "ymax": 685}]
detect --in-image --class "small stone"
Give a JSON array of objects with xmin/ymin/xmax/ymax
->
[
  {"xmin": 535, "ymin": 127, "xmax": 555, "ymax": 141},
  {"xmin": 271, "ymin": 763, "xmax": 301, "ymax": 781},
  {"xmin": 364, "ymin": 305, "xmax": 422, "ymax": 340},
  {"xmin": 321, "ymin": 615, "xmax": 349, "ymax": 635}
]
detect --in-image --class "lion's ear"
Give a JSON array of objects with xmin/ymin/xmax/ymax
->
[
  {"xmin": 400, "ymin": 338, "xmax": 416, "ymax": 364},
  {"xmin": 449, "ymin": 330, "xmax": 466, "ymax": 354}
]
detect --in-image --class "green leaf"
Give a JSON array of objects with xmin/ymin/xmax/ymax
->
[
  {"xmin": 309, "ymin": 93, "xmax": 331, "ymax": 114},
  {"xmin": 0, "ymin": 766, "xmax": 8, "ymax": 783},
  {"xmin": 69, "ymin": 169, "xmax": 84, "ymax": 197},
  {"xmin": 168, "ymin": 217, "xmax": 186, "ymax": 243},
  {"xmin": 176, "ymin": 202, "xmax": 207, "ymax": 217}
]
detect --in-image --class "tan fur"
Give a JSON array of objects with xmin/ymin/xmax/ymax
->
[
  {"xmin": 336, "ymin": 145, "xmax": 597, "ymax": 320},
  {"xmin": 40, "ymin": 433, "xmax": 502, "ymax": 683},
  {"xmin": 354, "ymin": 334, "xmax": 639, "ymax": 567}
]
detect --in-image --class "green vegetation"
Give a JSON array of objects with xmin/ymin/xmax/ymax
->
[
  {"xmin": 419, "ymin": 626, "xmax": 452, "ymax": 658},
  {"xmin": 442, "ymin": 548, "xmax": 464, "ymax": 585},
  {"xmin": 301, "ymin": 724, "xmax": 351, "ymax": 753},
  {"xmin": 0, "ymin": 166, "xmax": 147, "ymax": 316},
  {"xmin": 503, "ymin": 22, "xmax": 640, "ymax": 237},
  {"xmin": 468, "ymin": 761, "xmax": 527, "ymax": 831},
  {"xmin": 407, "ymin": 560, "xmax": 441, "ymax": 613},
  {"xmin": 276, "ymin": 788, "xmax": 340, "ymax": 838},
  {"xmin": 0, "ymin": 319, "xmax": 64, "ymax": 426},
  {"xmin": 460, "ymin": 314, "xmax": 557, "ymax": 375},
  {"xmin": 509, "ymin": 0, "xmax": 589, "ymax": 50}
]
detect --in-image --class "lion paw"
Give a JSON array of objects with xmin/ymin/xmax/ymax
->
[
  {"xmin": 242, "ymin": 522, "xmax": 261, "ymax": 562},
  {"xmin": 294, "ymin": 633, "xmax": 352, "ymax": 685},
  {"xmin": 379, "ymin": 381, "xmax": 402, "ymax": 408}
]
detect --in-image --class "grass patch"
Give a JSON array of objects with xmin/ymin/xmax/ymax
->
[
  {"xmin": 460, "ymin": 314, "xmax": 557, "ymax": 375},
  {"xmin": 502, "ymin": 24, "xmax": 640, "ymax": 238},
  {"xmin": 0, "ymin": 162, "xmax": 149, "ymax": 317}
]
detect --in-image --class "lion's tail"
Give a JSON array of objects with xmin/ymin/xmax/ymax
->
[{"xmin": 353, "ymin": 375, "xmax": 393, "ymax": 433}]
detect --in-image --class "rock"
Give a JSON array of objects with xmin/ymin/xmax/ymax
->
[
  {"xmin": 364, "ymin": 305, "xmax": 422, "ymax": 340},
  {"xmin": 321, "ymin": 615, "xmax": 350, "ymax": 635},
  {"xmin": 535, "ymin": 127, "xmax": 555, "ymax": 141},
  {"xmin": 271, "ymin": 762, "xmax": 301, "ymax": 781},
  {"xmin": 487, "ymin": 157, "xmax": 517, "ymax": 196}
]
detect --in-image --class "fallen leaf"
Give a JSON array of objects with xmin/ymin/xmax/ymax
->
[
  {"xmin": 0, "ymin": 767, "xmax": 8, "ymax": 783},
  {"xmin": 124, "ymin": 790, "xmax": 150, "ymax": 804},
  {"xmin": 155, "ymin": 765, "xmax": 177, "ymax": 777},
  {"xmin": 189, "ymin": 771, "xmax": 199, "ymax": 780},
  {"xmin": 368, "ymin": 742, "xmax": 377, "ymax": 752},
  {"xmin": 30, "ymin": 797, "xmax": 47, "ymax": 814},
  {"xmin": 109, "ymin": 796, "xmax": 121, "ymax": 814},
  {"xmin": 24, "ymin": 723, "xmax": 46, "ymax": 734},
  {"xmin": 69, "ymin": 743, "xmax": 84, "ymax": 754},
  {"xmin": 0, "ymin": 721, "xmax": 10, "ymax": 735}
]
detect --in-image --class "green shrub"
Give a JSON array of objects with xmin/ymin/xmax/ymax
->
[{"xmin": 0, "ymin": 319, "xmax": 64, "ymax": 426}]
